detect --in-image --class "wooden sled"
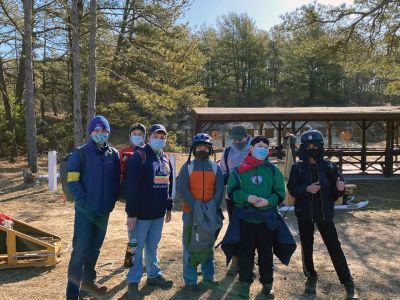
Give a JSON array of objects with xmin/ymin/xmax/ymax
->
[{"xmin": 0, "ymin": 218, "xmax": 62, "ymax": 269}]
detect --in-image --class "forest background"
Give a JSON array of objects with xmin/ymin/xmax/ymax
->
[{"xmin": 0, "ymin": 0, "xmax": 399, "ymax": 172}]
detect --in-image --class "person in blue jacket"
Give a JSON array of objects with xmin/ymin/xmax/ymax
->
[
  {"xmin": 66, "ymin": 115, "xmax": 121, "ymax": 299},
  {"xmin": 125, "ymin": 124, "xmax": 174, "ymax": 300},
  {"xmin": 287, "ymin": 130, "xmax": 359, "ymax": 299}
]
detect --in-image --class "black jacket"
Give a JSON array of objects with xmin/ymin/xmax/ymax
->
[{"xmin": 287, "ymin": 142, "xmax": 344, "ymax": 222}]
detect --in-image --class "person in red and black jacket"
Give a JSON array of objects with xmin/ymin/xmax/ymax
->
[
  {"xmin": 120, "ymin": 123, "xmax": 147, "ymax": 268},
  {"xmin": 119, "ymin": 123, "xmax": 146, "ymax": 182}
]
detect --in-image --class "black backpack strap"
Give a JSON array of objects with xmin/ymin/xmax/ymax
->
[
  {"xmin": 135, "ymin": 149, "xmax": 146, "ymax": 164},
  {"xmin": 74, "ymin": 147, "xmax": 86, "ymax": 175},
  {"xmin": 227, "ymin": 167, "xmax": 241, "ymax": 200},
  {"xmin": 224, "ymin": 146, "xmax": 231, "ymax": 173}
]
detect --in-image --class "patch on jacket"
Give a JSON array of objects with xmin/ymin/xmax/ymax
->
[
  {"xmin": 251, "ymin": 175, "xmax": 263, "ymax": 185},
  {"xmin": 153, "ymin": 160, "xmax": 170, "ymax": 185}
]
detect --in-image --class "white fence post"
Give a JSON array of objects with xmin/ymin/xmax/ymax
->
[{"xmin": 48, "ymin": 150, "xmax": 57, "ymax": 192}]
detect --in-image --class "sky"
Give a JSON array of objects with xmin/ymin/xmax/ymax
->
[{"xmin": 179, "ymin": 0, "xmax": 354, "ymax": 31}]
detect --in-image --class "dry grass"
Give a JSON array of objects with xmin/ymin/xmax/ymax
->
[{"xmin": 0, "ymin": 156, "xmax": 400, "ymax": 300}]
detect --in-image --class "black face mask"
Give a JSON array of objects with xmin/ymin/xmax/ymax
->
[
  {"xmin": 306, "ymin": 148, "xmax": 320, "ymax": 159},
  {"xmin": 194, "ymin": 150, "xmax": 210, "ymax": 159}
]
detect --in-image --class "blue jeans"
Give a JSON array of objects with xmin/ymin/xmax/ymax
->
[
  {"xmin": 127, "ymin": 217, "xmax": 164, "ymax": 283},
  {"xmin": 182, "ymin": 213, "xmax": 215, "ymax": 285},
  {"xmin": 66, "ymin": 205, "xmax": 109, "ymax": 297}
]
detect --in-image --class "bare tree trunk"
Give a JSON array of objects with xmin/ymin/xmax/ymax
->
[
  {"xmin": 110, "ymin": 0, "xmax": 130, "ymax": 77},
  {"xmin": 72, "ymin": 0, "xmax": 83, "ymax": 146},
  {"xmin": 23, "ymin": 0, "xmax": 38, "ymax": 173},
  {"xmin": 86, "ymin": 0, "xmax": 97, "ymax": 139},
  {"xmin": 15, "ymin": 41, "xmax": 26, "ymax": 104},
  {"xmin": 41, "ymin": 10, "xmax": 48, "ymax": 120},
  {"xmin": 0, "ymin": 57, "xmax": 18, "ymax": 159}
]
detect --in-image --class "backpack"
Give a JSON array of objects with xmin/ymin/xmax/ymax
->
[
  {"xmin": 60, "ymin": 148, "xmax": 85, "ymax": 202},
  {"xmin": 189, "ymin": 198, "xmax": 223, "ymax": 252},
  {"xmin": 119, "ymin": 149, "xmax": 146, "ymax": 201}
]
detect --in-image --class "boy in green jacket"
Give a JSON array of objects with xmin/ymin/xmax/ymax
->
[{"xmin": 226, "ymin": 136, "xmax": 286, "ymax": 298}]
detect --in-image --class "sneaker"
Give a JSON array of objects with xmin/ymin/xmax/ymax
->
[
  {"xmin": 344, "ymin": 280, "xmax": 359, "ymax": 299},
  {"xmin": 227, "ymin": 256, "xmax": 239, "ymax": 276},
  {"xmin": 304, "ymin": 274, "xmax": 317, "ymax": 295},
  {"xmin": 202, "ymin": 279, "xmax": 219, "ymax": 289},
  {"xmin": 236, "ymin": 282, "xmax": 250, "ymax": 299},
  {"xmin": 80, "ymin": 282, "xmax": 107, "ymax": 295},
  {"xmin": 261, "ymin": 283, "xmax": 274, "ymax": 299},
  {"xmin": 146, "ymin": 275, "xmax": 173, "ymax": 288},
  {"xmin": 128, "ymin": 283, "xmax": 140, "ymax": 300}
]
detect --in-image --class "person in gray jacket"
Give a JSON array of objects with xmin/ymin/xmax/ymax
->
[{"xmin": 219, "ymin": 125, "xmax": 252, "ymax": 275}]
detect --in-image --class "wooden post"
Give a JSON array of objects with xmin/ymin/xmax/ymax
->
[
  {"xmin": 361, "ymin": 121, "xmax": 367, "ymax": 173},
  {"xmin": 259, "ymin": 122, "xmax": 264, "ymax": 136},
  {"xmin": 193, "ymin": 113, "xmax": 199, "ymax": 136},
  {"xmin": 384, "ymin": 121, "xmax": 394, "ymax": 176},
  {"xmin": 278, "ymin": 122, "xmax": 282, "ymax": 146},
  {"xmin": 327, "ymin": 121, "xmax": 333, "ymax": 147},
  {"xmin": 291, "ymin": 121, "xmax": 296, "ymax": 134}
]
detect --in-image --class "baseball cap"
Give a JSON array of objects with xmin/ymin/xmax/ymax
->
[
  {"xmin": 149, "ymin": 124, "xmax": 167, "ymax": 135},
  {"xmin": 230, "ymin": 125, "xmax": 247, "ymax": 140}
]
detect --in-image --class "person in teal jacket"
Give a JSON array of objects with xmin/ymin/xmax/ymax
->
[{"xmin": 226, "ymin": 136, "xmax": 286, "ymax": 299}]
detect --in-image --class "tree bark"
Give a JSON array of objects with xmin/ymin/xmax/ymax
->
[
  {"xmin": 15, "ymin": 41, "xmax": 26, "ymax": 104},
  {"xmin": 23, "ymin": 0, "xmax": 38, "ymax": 172},
  {"xmin": 86, "ymin": 0, "xmax": 97, "ymax": 139},
  {"xmin": 0, "ymin": 57, "xmax": 18, "ymax": 159},
  {"xmin": 72, "ymin": 0, "xmax": 83, "ymax": 146}
]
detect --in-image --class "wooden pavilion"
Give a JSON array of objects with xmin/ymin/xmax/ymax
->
[{"xmin": 192, "ymin": 106, "xmax": 400, "ymax": 176}]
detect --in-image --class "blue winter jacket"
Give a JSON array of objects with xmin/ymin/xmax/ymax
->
[
  {"xmin": 221, "ymin": 206, "xmax": 296, "ymax": 266},
  {"xmin": 125, "ymin": 144, "xmax": 174, "ymax": 220},
  {"xmin": 67, "ymin": 140, "xmax": 121, "ymax": 214}
]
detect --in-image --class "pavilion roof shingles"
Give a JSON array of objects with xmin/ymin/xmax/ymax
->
[{"xmin": 193, "ymin": 106, "xmax": 400, "ymax": 122}]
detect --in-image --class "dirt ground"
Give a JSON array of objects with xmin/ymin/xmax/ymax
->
[{"xmin": 0, "ymin": 156, "xmax": 400, "ymax": 300}]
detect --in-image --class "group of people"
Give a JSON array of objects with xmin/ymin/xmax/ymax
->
[{"xmin": 65, "ymin": 115, "xmax": 359, "ymax": 300}]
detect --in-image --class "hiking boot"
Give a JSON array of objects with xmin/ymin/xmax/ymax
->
[
  {"xmin": 236, "ymin": 282, "xmax": 250, "ymax": 299},
  {"xmin": 202, "ymin": 279, "xmax": 219, "ymax": 289},
  {"xmin": 227, "ymin": 256, "xmax": 239, "ymax": 276},
  {"xmin": 183, "ymin": 283, "xmax": 200, "ymax": 292},
  {"xmin": 128, "ymin": 283, "xmax": 140, "ymax": 300},
  {"xmin": 124, "ymin": 245, "xmax": 133, "ymax": 268},
  {"xmin": 261, "ymin": 283, "xmax": 275, "ymax": 299},
  {"xmin": 146, "ymin": 275, "xmax": 173, "ymax": 288},
  {"xmin": 304, "ymin": 274, "xmax": 317, "ymax": 295},
  {"xmin": 344, "ymin": 281, "xmax": 359, "ymax": 299},
  {"xmin": 80, "ymin": 282, "xmax": 107, "ymax": 295}
]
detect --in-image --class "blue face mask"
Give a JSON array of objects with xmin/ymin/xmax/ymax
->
[
  {"xmin": 92, "ymin": 132, "xmax": 109, "ymax": 144},
  {"xmin": 130, "ymin": 135, "xmax": 144, "ymax": 146},
  {"xmin": 253, "ymin": 146, "xmax": 269, "ymax": 161},
  {"xmin": 149, "ymin": 138, "xmax": 166, "ymax": 151}
]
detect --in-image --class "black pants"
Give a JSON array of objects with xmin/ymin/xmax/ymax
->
[
  {"xmin": 239, "ymin": 220, "xmax": 273, "ymax": 284},
  {"xmin": 225, "ymin": 198, "xmax": 234, "ymax": 220},
  {"xmin": 297, "ymin": 219, "xmax": 352, "ymax": 284}
]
